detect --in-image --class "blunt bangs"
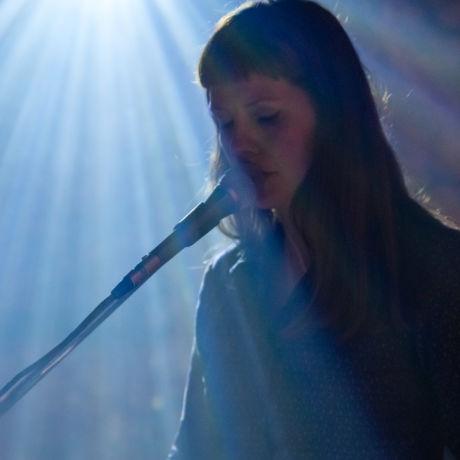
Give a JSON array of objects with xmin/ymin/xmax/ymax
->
[{"xmin": 198, "ymin": 3, "xmax": 307, "ymax": 88}]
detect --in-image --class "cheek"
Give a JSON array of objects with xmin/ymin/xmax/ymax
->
[{"xmin": 277, "ymin": 125, "xmax": 315, "ymax": 173}]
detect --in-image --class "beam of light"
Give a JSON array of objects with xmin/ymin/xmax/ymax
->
[
  {"xmin": 0, "ymin": 0, "xmax": 458, "ymax": 459},
  {"xmin": 0, "ymin": 0, "xmax": 225, "ymax": 458}
]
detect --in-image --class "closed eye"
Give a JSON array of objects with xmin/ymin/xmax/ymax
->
[{"xmin": 258, "ymin": 112, "xmax": 280, "ymax": 124}]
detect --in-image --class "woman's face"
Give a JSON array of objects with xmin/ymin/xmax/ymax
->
[{"xmin": 208, "ymin": 73, "xmax": 317, "ymax": 218}]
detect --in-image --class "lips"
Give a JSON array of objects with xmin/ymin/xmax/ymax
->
[
  {"xmin": 239, "ymin": 162, "xmax": 274, "ymax": 179},
  {"xmin": 245, "ymin": 167, "xmax": 275, "ymax": 186}
]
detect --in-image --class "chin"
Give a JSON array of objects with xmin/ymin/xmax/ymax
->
[
  {"xmin": 254, "ymin": 191, "xmax": 292, "ymax": 218},
  {"xmin": 252, "ymin": 189, "xmax": 272, "ymax": 208},
  {"xmin": 254, "ymin": 194, "xmax": 282, "ymax": 212}
]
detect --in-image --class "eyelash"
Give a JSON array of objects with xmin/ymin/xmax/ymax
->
[
  {"xmin": 217, "ymin": 112, "xmax": 280, "ymax": 131},
  {"xmin": 257, "ymin": 112, "xmax": 279, "ymax": 124}
]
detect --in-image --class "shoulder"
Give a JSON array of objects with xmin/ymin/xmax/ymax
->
[
  {"xmin": 398, "ymin": 203, "xmax": 460, "ymax": 281},
  {"xmin": 397, "ymin": 206, "xmax": 460, "ymax": 328},
  {"xmin": 428, "ymin": 223, "xmax": 460, "ymax": 284},
  {"xmin": 399, "ymin": 207, "xmax": 460, "ymax": 351},
  {"xmin": 207, "ymin": 243, "xmax": 245, "ymax": 275},
  {"xmin": 195, "ymin": 242, "xmax": 259, "ymax": 361},
  {"xmin": 195, "ymin": 238, "xmax": 270, "ymax": 339},
  {"xmin": 199, "ymin": 243, "xmax": 246, "ymax": 294},
  {"xmin": 406, "ymin": 220, "xmax": 460, "ymax": 456},
  {"xmin": 419, "ymin": 216, "xmax": 460, "ymax": 260},
  {"xmin": 415, "ymin": 219, "xmax": 460, "ymax": 314},
  {"xmin": 195, "ymin": 243, "xmax": 246, "ymax": 320}
]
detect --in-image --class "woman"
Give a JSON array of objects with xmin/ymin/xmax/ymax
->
[{"xmin": 169, "ymin": 1, "xmax": 460, "ymax": 458}]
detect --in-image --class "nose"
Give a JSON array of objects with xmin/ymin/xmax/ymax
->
[{"xmin": 220, "ymin": 119, "xmax": 259, "ymax": 162}]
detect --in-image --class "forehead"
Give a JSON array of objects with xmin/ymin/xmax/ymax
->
[{"xmin": 208, "ymin": 74, "xmax": 303, "ymax": 111}]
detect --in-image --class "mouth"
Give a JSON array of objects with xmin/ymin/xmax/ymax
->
[
  {"xmin": 244, "ymin": 167, "xmax": 275, "ymax": 187},
  {"xmin": 237, "ymin": 161, "xmax": 273, "ymax": 177}
]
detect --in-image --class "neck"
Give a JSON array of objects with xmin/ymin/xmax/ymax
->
[{"xmin": 275, "ymin": 209, "xmax": 310, "ymax": 285}]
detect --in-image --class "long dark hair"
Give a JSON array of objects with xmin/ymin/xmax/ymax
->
[{"xmin": 198, "ymin": 0, "xmax": 444, "ymax": 339}]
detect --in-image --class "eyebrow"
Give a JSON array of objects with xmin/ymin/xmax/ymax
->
[{"xmin": 209, "ymin": 96, "xmax": 279, "ymax": 112}]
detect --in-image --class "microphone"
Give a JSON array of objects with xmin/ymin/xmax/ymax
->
[
  {"xmin": 0, "ymin": 171, "xmax": 251, "ymax": 416},
  {"xmin": 111, "ymin": 170, "xmax": 250, "ymax": 298}
]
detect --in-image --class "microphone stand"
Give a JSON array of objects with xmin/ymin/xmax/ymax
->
[{"xmin": 0, "ymin": 181, "xmax": 238, "ymax": 416}]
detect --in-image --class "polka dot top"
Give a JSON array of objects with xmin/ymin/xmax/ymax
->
[{"xmin": 169, "ymin": 220, "xmax": 460, "ymax": 459}]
